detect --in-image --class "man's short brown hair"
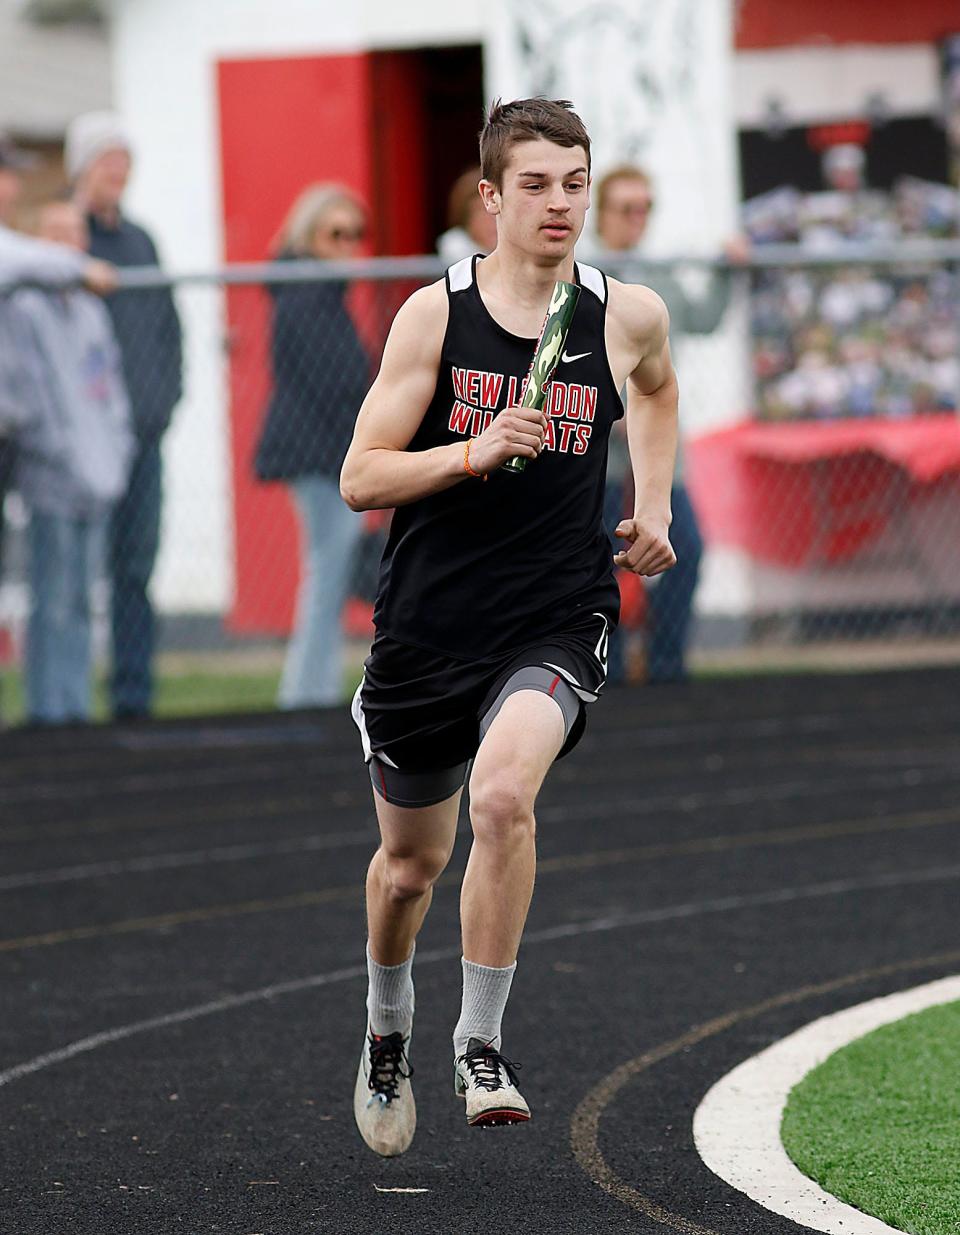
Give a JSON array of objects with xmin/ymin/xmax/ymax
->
[{"xmin": 480, "ymin": 98, "xmax": 591, "ymax": 189}]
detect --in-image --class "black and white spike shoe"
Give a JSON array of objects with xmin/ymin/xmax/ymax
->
[{"xmin": 454, "ymin": 1037, "xmax": 530, "ymax": 1127}]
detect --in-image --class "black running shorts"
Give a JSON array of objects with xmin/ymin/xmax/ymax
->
[{"xmin": 351, "ymin": 610, "xmax": 611, "ymax": 808}]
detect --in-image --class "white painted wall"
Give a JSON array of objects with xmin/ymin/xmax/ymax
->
[
  {"xmin": 734, "ymin": 43, "xmax": 941, "ymax": 129},
  {"xmin": 487, "ymin": 0, "xmax": 742, "ymax": 250},
  {"xmin": 110, "ymin": 0, "xmax": 231, "ymax": 613}
]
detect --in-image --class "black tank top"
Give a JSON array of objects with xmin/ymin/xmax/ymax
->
[{"xmin": 373, "ymin": 255, "xmax": 623, "ymax": 659}]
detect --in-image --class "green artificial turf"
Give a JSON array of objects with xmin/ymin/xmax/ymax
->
[
  {"xmin": 0, "ymin": 666, "xmax": 282, "ymax": 723},
  {"xmin": 0, "ymin": 657, "xmax": 367, "ymax": 726},
  {"xmin": 781, "ymin": 999, "xmax": 960, "ymax": 1235}
]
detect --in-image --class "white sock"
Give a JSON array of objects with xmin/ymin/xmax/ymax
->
[
  {"xmin": 365, "ymin": 942, "xmax": 415, "ymax": 1038},
  {"xmin": 453, "ymin": 957, "xmax": 517, "ymax": 1059}
]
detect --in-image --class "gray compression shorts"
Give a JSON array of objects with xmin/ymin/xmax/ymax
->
[{"xmin": 368, "ymin": 665, "xmax": 581, "ymax": 810}]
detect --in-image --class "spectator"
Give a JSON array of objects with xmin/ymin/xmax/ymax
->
[
  {"xmin": 437, "ymin": 166, "xmax": 498, "ymax": 266},
  {"xmin": 586, "ymin": 164, "xmax": 747, "ymax": 683},
  {"xmin": 254, "ymin": 184, "xmax": 370, "ymax": 708},
  {"xmin": 7, "ymin": 201, "xmax": 133, "ymax": 724},
  {"xmin": 1, "ymin": 134, "xmax": 116, "ymax": 508},
  {"xmin": 0, "ymin": 134, "xmax": 117, "ymax": 723},
  {"xmin": 67, "ymin": 111, "xmax": 183, "ymax": 720}
]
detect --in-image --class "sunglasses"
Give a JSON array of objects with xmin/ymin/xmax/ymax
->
[{"xmin": 328, "ymin": 226, "xmax": 366, "ymax": 242}]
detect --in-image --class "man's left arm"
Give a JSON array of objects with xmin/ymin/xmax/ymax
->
[{"xmin": 615, "ymin": 293, "xmax": 679, "ymax": 576}]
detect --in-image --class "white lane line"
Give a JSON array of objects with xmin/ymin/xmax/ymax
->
[
  {"xmin": 693, "ymin": 974, "xmax": 960, "ymax": 1235},
  {"xmin": 0, "ymin": 829, "xmax": 377, "ymax": 891},
  {"xmin": 2, "ymin": 861, "xmax": 960, "ymax": 1091},
  {"xmin": 538, "ymin": 764, "xmax": 960, "ymax": 824},
  {"xmin": 5, "ymin": 700, "xmax": 955, "ymax": 806},
  {"xmin": 5, "ymin": 765, "xmax": 956, "ymax": 889}
]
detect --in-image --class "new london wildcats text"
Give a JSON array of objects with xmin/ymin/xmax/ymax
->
[{"xmin": 448, "ymin": 366, "xmax": 598, "ymax": 456}]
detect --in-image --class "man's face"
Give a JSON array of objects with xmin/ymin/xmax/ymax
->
[
  {"xmin": 598, "ymin": 175, "xmax": 653, "ymax": 251},
  {"xmin": 482, "ymin": 138, "xmax": 590, "ymax": 261},
  {"xmin": 80, "ymin": 147, "xmax": 131, "ymax": 213},
  {"xmin": 38, "ymin": 202, "xmax": 88, "ymax": 251},
  {"xmin": 0, "ymin": 168, "xmax": 21, "ymax": 226}
]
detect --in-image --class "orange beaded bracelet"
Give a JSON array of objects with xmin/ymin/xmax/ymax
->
[{"xmin": 464, "ymin": 439, "xmax": 487, "ymax": 481}]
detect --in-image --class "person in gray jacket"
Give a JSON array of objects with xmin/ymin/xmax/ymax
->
[
  {"xmin": 584, "ymin": 164, "xmax": 749, "ymax": 683},
  {"xmin": 6, "ymin": 202, "xmax": 133, "ymax": 724},
  {"xmin": 0, "ymin": 136, "xmax": 117, "ymax": 725},
  {"xmin": 0, "ymin": 135, "xmax": 116, "ymax": 564}
]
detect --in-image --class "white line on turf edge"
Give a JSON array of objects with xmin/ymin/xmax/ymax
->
[{"xmin": 693, "ymin": 973, "xmax": 960, "ymax": 1235}]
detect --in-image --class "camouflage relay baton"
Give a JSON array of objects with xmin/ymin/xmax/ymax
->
[{"xmin": 503, "ymin": 279, "xmax": 581, "ymax": 473}]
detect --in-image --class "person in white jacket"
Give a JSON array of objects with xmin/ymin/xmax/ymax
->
[
  {"xmin": 436, "ymin": 166, "xmax": 498, "ymax": 267},
  {"xmin": 6, "ymin": 201, "xmax": 132, "ymax": 724}
]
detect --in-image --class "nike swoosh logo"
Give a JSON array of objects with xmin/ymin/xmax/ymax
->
[{"xmin": 561, "ymin": 350, "xmax": 591, "ymax": 363}]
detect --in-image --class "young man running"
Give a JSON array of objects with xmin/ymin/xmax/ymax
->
[{"xmin": 340, "ymin": 98, "xmax": 678, "ymax": 1157}]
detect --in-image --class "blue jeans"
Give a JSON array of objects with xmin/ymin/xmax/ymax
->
[
  {"xmin": 0, "ymin": 438, "xmax": 15, "ymax": 571},
  {"xmin": 278, "ymin": 475, "xmax": 363, "ymax": 708},
  {"xmin": 647, "ymin": 484, "xmax": 703, "ymax": 682},
  {"xmin": 109, "ymin": 440, "xmax": 162, "ymax": 717},
  {"xmin": 26, "ymin": 510, "xmax": 104, "ymax": 723}
]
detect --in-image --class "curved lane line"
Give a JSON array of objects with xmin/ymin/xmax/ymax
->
[
  {"xmin": 693, "ymin": 974, "xmax": 960, "ymax": 1235},
  {"xmin": 1, "ymin": 797, "xmax": 955, "ymax": 893},
  {"xmin": 3, "ymin": 697, "xmax": 955, "ymax": 806},
  {"xmin": 2, "ymin": 806, "xmax": 957, "ymax": 949},
  {"xmin": 3, "ymin": 867, "xmax": 960, "ymax": 1096},
  {"xmin": 569, "ymin": 950, "xmax": 960, "ymax": 1235},
  {"xmin": 3, "ymin": 879, "xmax": 960, "ymax": 1234}
]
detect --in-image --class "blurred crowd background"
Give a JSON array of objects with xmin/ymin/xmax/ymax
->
[{"xmin": 746, "ymin": 163, "xmax": 960, "ymax": 421}]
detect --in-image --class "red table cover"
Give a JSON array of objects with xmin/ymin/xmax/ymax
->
[{"xmin": 686, "ymin": 414, "xmax": 960, "ymax": 567}]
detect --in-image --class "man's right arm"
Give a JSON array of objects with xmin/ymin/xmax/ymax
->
[
  {"xmin": 340, "ymin": 282, "xmax": 546, "ymax": 511},
  {"xmin": 0, "ymin": 226, "xmax": 115, "ymax": 294}
]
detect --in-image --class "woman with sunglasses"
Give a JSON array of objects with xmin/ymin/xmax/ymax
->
[{"xmin": 255, "ymin": 184, "xmax": 371, "ymax": 708}]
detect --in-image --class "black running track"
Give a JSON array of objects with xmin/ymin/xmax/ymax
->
[{"xmin": 2, "ymin": 667, "xmax": 959, "ymax": 1235}]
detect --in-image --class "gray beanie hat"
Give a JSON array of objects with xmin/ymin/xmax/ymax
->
[{"xmin": 64, "ymin": 111, "xmax": 132, "ymax": 182}]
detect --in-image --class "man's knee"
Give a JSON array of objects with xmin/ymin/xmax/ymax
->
[
  {"xmin": 469, "ymin": 772, "xmax": 536, "ymax": 846},
  {"xmin": 381, "ymin": 847, "xmax": 449, "ymax": 902}
]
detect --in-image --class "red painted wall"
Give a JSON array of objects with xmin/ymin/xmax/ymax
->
[
  {"xmin": 737, "ymin": 0, "xmax": 960, "ymax": 48},
  {"xmin": 218, "ymin": 52, "xmax": 433, "ymax": 636},
  {"xmin": 370, "ymin": 52, "xmax": 429, "ymax": 256},
  {"xmin": 217, "ymin": 54, "xmax": 374, "ymax": 634}
]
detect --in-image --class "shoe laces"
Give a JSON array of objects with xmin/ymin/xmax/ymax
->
[
  {"xmin": 460, "ymin": 1042, "xmax": 522, "ymax": 1092},
  {"xmin": 366, "ymin": 1031, "xmax": 412, "ymax": 1106}
]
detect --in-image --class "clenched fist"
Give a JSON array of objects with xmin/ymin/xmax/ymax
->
[
  {"xmin": 467, "ymin": 405, "xmax": 546, "ymax": 475},
  {"xmin": 613, "ymin": 513, "xmax": 676, "ymax": 576}
]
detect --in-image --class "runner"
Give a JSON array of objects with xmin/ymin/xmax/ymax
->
[{"xmin": 340, "ymin": 97, "xmax": 679, "ymax": 1156}]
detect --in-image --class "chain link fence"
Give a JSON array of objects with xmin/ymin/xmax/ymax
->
[{"xmin": 1, "ymin": 247, "xmax": 959, "ymax": 722}]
